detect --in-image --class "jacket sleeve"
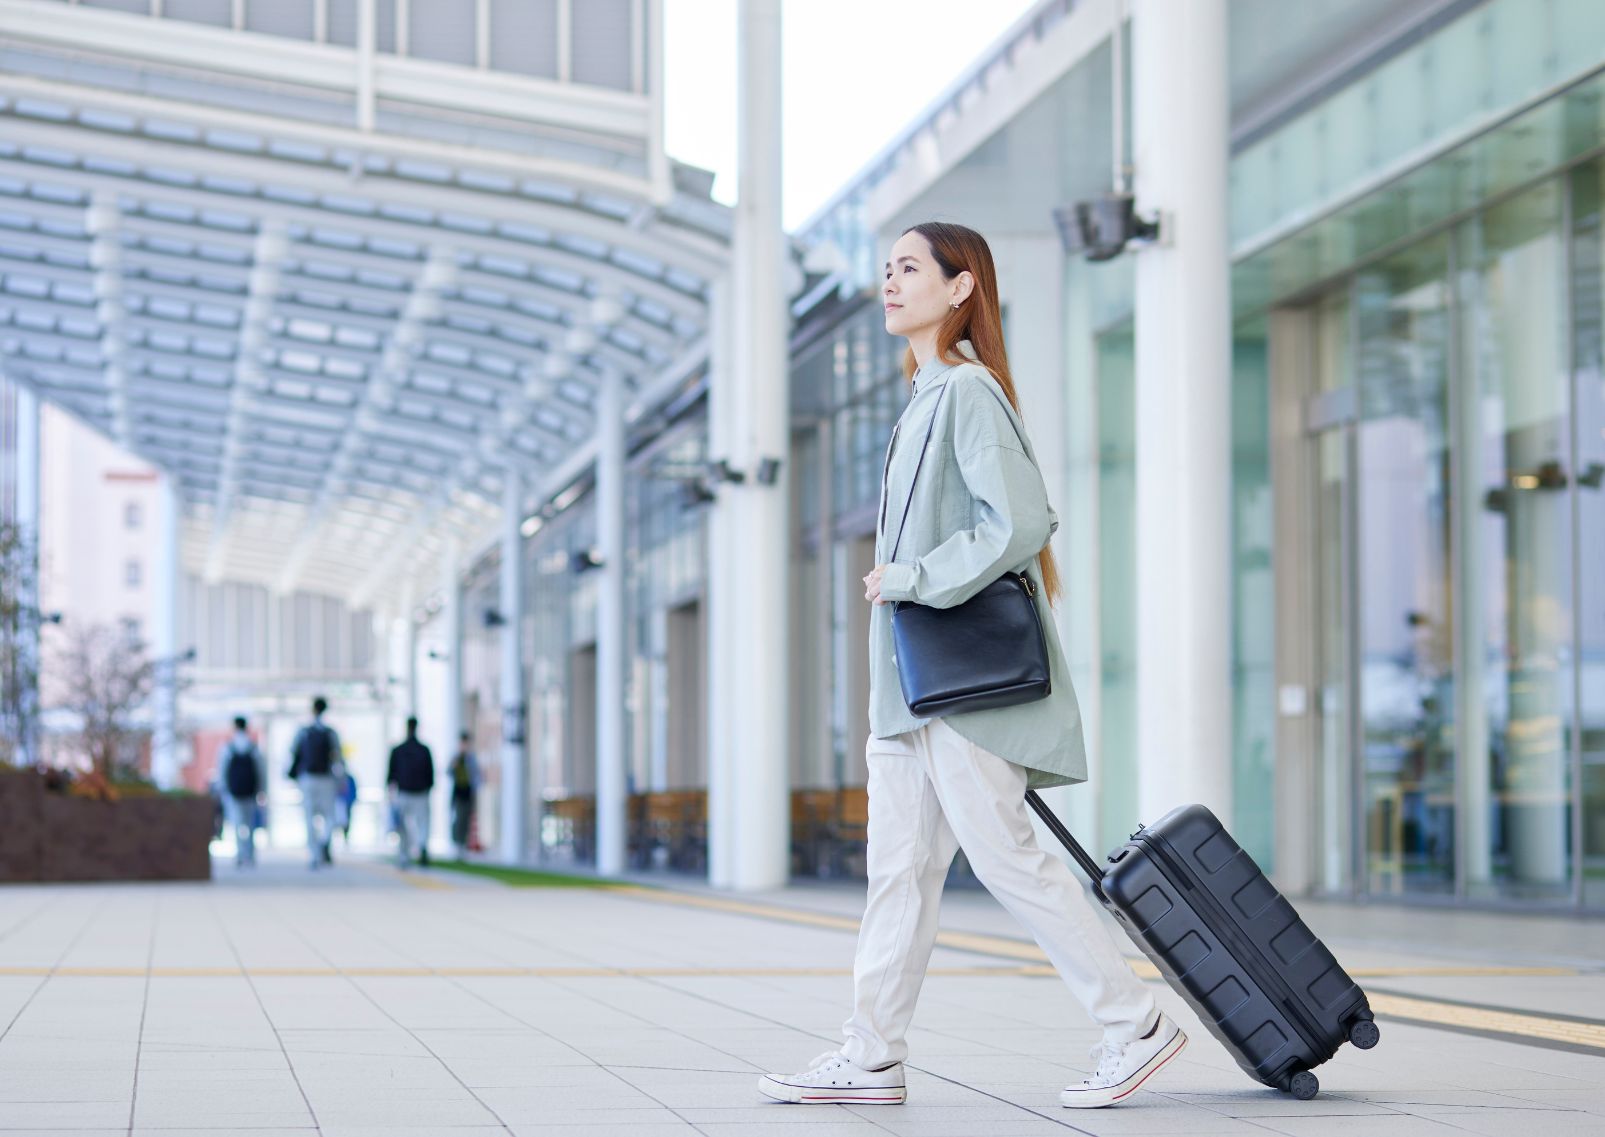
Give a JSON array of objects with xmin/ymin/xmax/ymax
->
[
  {"xmin": 877, "ymin": 376, "xmax": 1051, "ymax": 610},
  {"xmin": 287, "ymin": 728, "xmax": 303, "ymax": 780}
]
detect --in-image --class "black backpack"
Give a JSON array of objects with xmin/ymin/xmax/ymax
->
[
  {"xmin": 224, "ymin": 741, "xmax": 260, "ymax": 797},
  {"xmin": 297, "ymin": 723, "xmax": 335, "ymax": 775}
]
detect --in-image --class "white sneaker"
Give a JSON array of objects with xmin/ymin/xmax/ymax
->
[
  {"xmin": 758, "ymin": 1051, "xmax": 907, "ymax": 1104},
  {"xmin": 1060, "ymin": 1013, "xmax": 1187, "ymax": 1108}
]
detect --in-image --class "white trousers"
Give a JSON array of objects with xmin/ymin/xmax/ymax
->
[
  {"xmin": 841, "ymin": 718, "xmax": 1156, "ymax": 1070},
  {"xmin": 299, "ymin": 774, "xmax": 338, "ymax": 862},
  {"xmin": 396, "ymin": 791, "xmax": 432, "ymax": 860}
]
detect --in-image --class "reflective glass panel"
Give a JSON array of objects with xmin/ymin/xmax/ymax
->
[
  {"xmin": 1311, "ymin": 288, "xmax": 1354, "ymax": 894},
  {"xmin": 1573, "ymin": 159, "xmax": 1605, "ymax": 909},
  {"xmin": 1457, "ymin": 181, "xmax": 1575, "ymax": 902},
  {"xmin": 1096, "ymin": 327, "xmax": 1139, "ymax": 844},
  {"xmin": 1354, "ymin": 236, "xmax": 1456, "ymax": 897}
]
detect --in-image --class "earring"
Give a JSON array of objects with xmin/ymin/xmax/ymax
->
[{"xmin": 950, "ymin": 302, "xmax": 960, "ymax": 310}]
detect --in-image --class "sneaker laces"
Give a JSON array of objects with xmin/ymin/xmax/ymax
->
[
  {"xmin": 1089, "ymin": 1040, "xmax": 1129, "ymax": 1085},
  {"xmin": 808, "ymin": 1051, "xmax": 845, "ymax": 1072}
]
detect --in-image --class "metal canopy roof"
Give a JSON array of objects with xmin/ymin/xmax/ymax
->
[{"xmin": 0, "ymin": 0, "xmax": 728, "ymax": 610}]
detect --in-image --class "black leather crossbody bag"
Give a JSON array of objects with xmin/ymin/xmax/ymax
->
[{"xmin": 883, "ymin": 378, "xmax": 1051, "ymax": 718}]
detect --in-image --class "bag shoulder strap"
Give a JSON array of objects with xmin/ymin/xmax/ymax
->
[{"xmin": 887, "ymin": 377, "xmax": 954, "ymax": 565}]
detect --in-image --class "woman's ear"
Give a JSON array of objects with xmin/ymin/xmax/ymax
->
[{"xmin": 951, "ymin": 271, "xmax": 976, "ymax": 307}]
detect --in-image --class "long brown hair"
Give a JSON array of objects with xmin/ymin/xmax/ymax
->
[{"xmin": 899, "ymin": 221, "xmax": 1062, "ymax": 605}]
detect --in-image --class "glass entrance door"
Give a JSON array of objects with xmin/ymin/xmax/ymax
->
[
  {"xmin": 1310, "ymin": 238, "xmax": 1457, "ymax": 898},
  {"xmin": 1295, "ymin": 164, "xmax": 1598, "ymax": 908},
  {"xmin": 1354, "ymin": 237, "xmax": 1457, "ymax": 897}
]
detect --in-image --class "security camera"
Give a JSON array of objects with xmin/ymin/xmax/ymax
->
[
  {"xmin": 1052, "ymin": 194, "xmax": 1160, "ymax": 262},
  {"xmin": 679, "ymin": 478, "xmax": 717, "ymax": 511}
]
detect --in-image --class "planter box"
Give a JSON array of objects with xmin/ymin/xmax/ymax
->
[{"xmin": 0, "ymin": 773, "xmax": 213, "ymax": 883}]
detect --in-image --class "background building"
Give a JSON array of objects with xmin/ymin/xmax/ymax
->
[{"xmin": 482, "ymin": 0, "xmax": 1605, "ymax": 912}]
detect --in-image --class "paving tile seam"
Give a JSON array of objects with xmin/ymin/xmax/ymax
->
[
  {"xmin": 0, "ymin": 891, "xmax": 115, "ymax": 1053},
  {"xmin": 125, "ymin": 893, "xmax": 161, "ymax": 1137},
  {"xmin": 205, "ymin": 885, "xmax": 323, "ymax": 1135},
  {"xmin": 282, "ymin": 888, "xmax": 525, "ymax": 1135}
]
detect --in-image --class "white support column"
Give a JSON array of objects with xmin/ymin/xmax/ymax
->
[
  {"xmin": 498, "ymin": 469, "xmax": 528, "ymax": 865},
  {"xmin": 595, "ymin": 369, "xmax": 628, "ymax": 877},
  {"xmin": 726, "ymin": 0, "xmax": 790, "ymax": 891},
  {"xmin": 441, "ymin": 540, "xmax": 463, "ymax": 774},
  {"xmin": 644, "ymin": 0, "xmax": 671, "ymax": 204},
  {"xmin": 13, "ymin": 381, "xmax": 41, "ymax": 766},
  {"xmin": 401, "ymin": 582, "xmax": 418, "ymax": 717},
  {"xmin": 356, "ymin": 0, "xmax": 376, "ymax": 131},
  {"xmin": 556, "ymin": 0, "xmax": 573, "ymax": 83},
  {"xmin": 373, "ymin": 602, "xmax": 394, "ymax": 752},
  {"xmin": 1131, "ymin": 0, "xmax": 1232, "ymax": 825},
  {"xmin": 705, "ymin": 276, "xmax": 736, "ymax": 888},
  {"xmin": 150, "ymin": 474, "xmax": 182, "ymax": 790}
]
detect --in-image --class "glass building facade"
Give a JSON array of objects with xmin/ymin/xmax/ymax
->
[
  {"xmin": 446, "ymin": 0, "xmax": 1605, "ymax": 909},
  {"xmin": 1241, "ymin": 159, "xmax": 1605, "ymax": 908}
]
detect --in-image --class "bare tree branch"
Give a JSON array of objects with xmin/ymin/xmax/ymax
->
[{"xmin": 49, "ymin": 624, "xmax": 154, "ymax": 780}]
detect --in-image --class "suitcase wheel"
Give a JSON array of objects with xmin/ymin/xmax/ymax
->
[
  {"xmin": 1348, "ymin": 1019, "xmax": 1380, "ymax": 1050},
  {"xmin": 1288, "ymin": 1070, "xmax": 1319, "ymax": 1100}
]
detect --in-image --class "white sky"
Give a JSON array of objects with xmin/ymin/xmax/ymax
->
[{"xmin": 663, "ymin": 0, "xmax": 1041, "ymax": 232}]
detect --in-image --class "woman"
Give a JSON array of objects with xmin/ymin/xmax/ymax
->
[{"xmin": 759, "ymin": 223, "xmax": 1185, "ymax": 1110}]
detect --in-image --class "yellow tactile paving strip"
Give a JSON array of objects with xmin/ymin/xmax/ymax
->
[
  {"xmin": 1366, "ymin": 992, "xmax": 1605, "ymax": 1050},
  {"xmin": 605, "ymin": 884, "xmax": 1583, "ymax": 980}
]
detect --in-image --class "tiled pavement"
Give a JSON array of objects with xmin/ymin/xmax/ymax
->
[{"xmin": 1, "ymin": 851, "xmax": 1602, "ymax": 1136}]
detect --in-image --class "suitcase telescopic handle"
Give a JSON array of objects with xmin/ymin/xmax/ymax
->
[
  {"xmin": 1020, "ymin": 796, "xmax": 1110, "ymax": 886},
  {"xmin": 1025, "ymin": 790, "xmax": 1106, "ymax": 884}
]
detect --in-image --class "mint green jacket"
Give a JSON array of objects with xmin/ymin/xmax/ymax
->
[{"xmin": 871, "ymin": 342, "xmax": 1088, "ymax": 789}]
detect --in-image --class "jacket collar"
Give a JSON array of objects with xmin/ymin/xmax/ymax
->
[{"xmin": 911, "ymin": 339, "xmax": 978, "ymax": 396}]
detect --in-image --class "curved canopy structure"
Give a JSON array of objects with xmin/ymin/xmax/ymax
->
[{"xmin": 0, "ymin": 0, "xmax": 728, "ymax": 607}]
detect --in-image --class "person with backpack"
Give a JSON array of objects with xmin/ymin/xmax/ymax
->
[
  {"xmin": 219, "ymin": 716, "xmax": 266, "ymax": 867},
  {"xmin": 447, "ymin": 731, "xmax": 480, "ymax": 861},
  {"xmin": 287, "ymin": 695, "xmax": 344, "ymax": 869},
  {"xmin": 386, "ymin": 717, "xmax": 436, "ymax": 868}
]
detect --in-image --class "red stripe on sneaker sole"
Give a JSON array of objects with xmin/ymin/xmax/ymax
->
[
  {"xmin": 1109, "ymin": 1032, "xmax": 1185, "ymax": 1102},
  {"xmin": 1063, "ymin": 1029, "xmax": 1188, "ymax": 1108}
]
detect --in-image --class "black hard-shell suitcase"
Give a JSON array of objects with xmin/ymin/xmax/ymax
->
[{"xmin": 1025, "ymin": 793, "xmax": 1379, "ymax": 1099}]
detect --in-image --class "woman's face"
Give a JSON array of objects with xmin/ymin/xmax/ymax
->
[{"xmin": 883, "ymin": 230, "xmax": 970, "ymax": 339}]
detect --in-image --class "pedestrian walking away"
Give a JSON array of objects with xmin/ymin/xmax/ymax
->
[
  {"xmin": 387, "ymin": 716, "xmax": 435, "ymax": 867},
  {"xmin": 759, "ymin": 222, "xmax": 1186, "ymax": 1110},
  {"xmin": 448, "ymin": 731, "xmax": 481, "ymax": 860},
  {"xmin": 219, "ymin": 715, "xmax": 266, "ymax": 868},
  {"xmin": 336, "ymin": 766, "xmax": 358, "ymax": 846},
  {"xmin": 287, "ymin": 695, "xmax": 344, "ymax": 869}
]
